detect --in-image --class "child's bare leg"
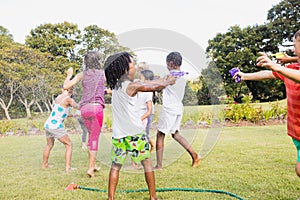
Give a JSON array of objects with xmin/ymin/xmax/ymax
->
[
  {"xmin": 108, "ymin": 163, "xmax": 122, "ymax": 200},
  {"xmin": 141, "ymin": 158, "xmax": 158, "ymax": 200},
  {"xmin": 296, "ymin": 162, "xmax": 300, "ymax": 177},
  {"xmin": 155, "ymin": 131, "xmax": 165, "ymax": 170},
  {"xmin": 42, "ymin": 137, "xmax": 54, "ymax": 168},
  {"xmin": 150, "ymin": 138, "xmax": 155, "ymax": 152},
  {"xmin": 172, "ymin": 131, "xmax": 200, "ymax": 168},
  {"xmin": 58, "ymin": 135, "xmax": 73, "ymax": 171},
  {"xmin": 87, "ymin": 150, "xmax": 99, "ymax": 177}
]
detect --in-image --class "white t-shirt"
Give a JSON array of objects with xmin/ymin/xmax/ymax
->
[
  {"xmin": 111, "ymin": 81, "xmax": 144, "ymax": 139},
  {"xmin": 138, "ymin": 92, "xmax": 153, "ymax": 118},
  {"xmin": 162, "ymin": 73, "xmax": 186, "ymax": 114}
]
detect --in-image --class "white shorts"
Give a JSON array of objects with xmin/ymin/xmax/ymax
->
[{"xmin": 157, "ymin": 109, "xmax": 182, "ymax": 134}]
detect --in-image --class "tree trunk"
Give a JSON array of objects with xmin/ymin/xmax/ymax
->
[
  {"xmin": 44, "ymin": 101, "xmax": 51, "ymax": 112},
  {"xmin": 26, "ymin": 107, "xmax": 31, "ymax": 118},
  {"xmin": 3, "ymin": 108, "xmax": 11, "ymax": 120},
  {"xmin": 35, "ymin": 101, "xmax": 44, "ymax": 113}
]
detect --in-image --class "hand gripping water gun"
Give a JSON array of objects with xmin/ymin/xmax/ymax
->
[
  {"xmin": 170, "ymin": 70, "xmax": 189, "ymax": 77},
  {"xmin": 229, "ymin": 68, "xmax": 241, "ymax": 83}
]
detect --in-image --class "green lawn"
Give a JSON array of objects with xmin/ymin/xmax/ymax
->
[{"xmin": 0, "ymin": 124, "xmax": 299, "ymax": 200}]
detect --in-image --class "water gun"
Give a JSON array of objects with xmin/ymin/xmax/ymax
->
[
  {"xmin": 270, "ymin": 52, "xmax": 284, "ymax": 59},
  {"xmin": 229, "ymin": 68, "xmax": 241, "ymax": 83},
  {"xmin": 170, "ymin": 70, "xmax": 189, "ymax": 77}
]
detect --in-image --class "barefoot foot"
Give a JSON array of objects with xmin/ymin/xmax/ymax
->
[
  {"xmin": 42, "ymin": 164, "xmax": 54, "ymax": 169},
  {"xmin": 94, "ymin": 166, "xmax": 101, "ymax": 172},
  {"xmin": 153, "ymin": 166, "xmax": 162, "ymax": 171},
  {"xmin": 66, "ymin": 167, "xmax": 77, "ymax": 172},
  {"xmin": 87, "ymin": 170, "xmax": 95, "ymax": 178},
  {"xmin": 192, "ymin": 155, "xmax": 201, "ymax": 168}
]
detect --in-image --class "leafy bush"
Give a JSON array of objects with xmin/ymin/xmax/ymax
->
[
  {"xmin": 224, "ymin": 96, "xmax": 287, "ymax": 123},
  {"xmin": 31, "ymin": 119, "xmax": 46, "ymax": 131},
  {"xmin": 182, "ymin": 110, "xmax": 214, "ymax": 125},
  {"xmin": 0, "ymin": 120, "xmax": 16, "ymax": 134}
]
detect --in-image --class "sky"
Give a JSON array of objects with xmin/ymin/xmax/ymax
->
[{"xmin": 1, "ymin": 0, "xmax": 282, "ymax": 78}]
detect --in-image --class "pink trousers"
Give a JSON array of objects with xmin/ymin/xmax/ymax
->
[{"xmin": 80, "ymin": 104, "xmax": 104, "ymax": 151}]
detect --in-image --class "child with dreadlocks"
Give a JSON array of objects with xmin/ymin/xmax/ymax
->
[{"xmin": 104, "ymin": 51, "xmax": 176, "ymax": 200}]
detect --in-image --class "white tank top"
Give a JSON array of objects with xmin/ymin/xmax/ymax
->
[{"xmin": 111, "ymin": 81, "xmax": 144, "ymax": 139}]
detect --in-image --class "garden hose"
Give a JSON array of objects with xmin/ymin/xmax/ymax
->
[{"xmin": 65, "ymin": 183, "xmax": 244, "ymax": 200}]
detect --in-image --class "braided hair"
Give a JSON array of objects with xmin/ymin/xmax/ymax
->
[{"xmin": 104, "ymin": 52, "xmax": 133, "ymax": 90}]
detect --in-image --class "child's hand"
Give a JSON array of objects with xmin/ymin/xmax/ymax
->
[
  {"xmin": 257, "ymin": 52, "xmax": 272, "ymax": 67},
  {"xmin": 234, "ymin": 71, "xmax": 245, "ymax": 82},
  {"xmin": 276, "ymin": 52, "xmax": 293, "ymax": 64},
  {"xmin": 257, "ymin": 52, "xmax": 278, "ymax": 71},
  {"xmin": 66, "ymin": 67, "xmax": 73, "ymax": 77},
  {"xmin": 167, "ymin": 75, "xmax": 177, "ymax": 85}
]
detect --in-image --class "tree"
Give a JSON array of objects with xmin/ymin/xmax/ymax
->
[
  {"xmin": 267, "ymin": 0, "xmax": 300, "ymax": 47},
  {"xmin": 183, "ymin": 81, "xmax": 198, "ymax": 106},
  {"xmin": 79, "ymin": 25, "xmax": 132, "ymax": 62},
  {"xmin": 0, "ymin": 26, "xmax": 13, "ymax": 40},
  {"xmin": 25, "ymin": 22, "xmax": 82, "ymax": 62},
  {"xmin": 206, "ymin": 25, "xmax": 285, "ymax": 102},
  {"xmin": 0, "ymin": 60, "xmax": 21, "ymax": 120},
  {"xmin": 197, "ymin": 76, "xmax": 211, "ymax": 105},
  {"xmin": 0, "ymin": 39, "xmax": 65, "ymax": 118}
]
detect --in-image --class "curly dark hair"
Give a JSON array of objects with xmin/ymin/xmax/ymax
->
[
  {"xmin": 104, "ymin": 52, "xmax": 133, "ymax": 90},
  {"xmin": 84, "ymin": 51, "xmax": 102, "ymax": 70},
  {"xmin": 166, "ymin": 51, "xmax": 182, "ymax": 67}
]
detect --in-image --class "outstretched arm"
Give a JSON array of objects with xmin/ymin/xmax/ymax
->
[
  {"xmin": 276, "ymin": 52, "xmax": 298, "ymax": 64},
  {"xmin": 63, "ymin": 67, "xmax": 83, "ymax": 90},
  {"xmin": 257, "ymin": 53, "xmax": 300, "ymax": 83},
  {"xmin": 234, "ymin": 70, "xmax": 275, "ymax": 81},
  {"xmin": 126, "ymin": 75, "xmax": 176, "ymax": 97}
]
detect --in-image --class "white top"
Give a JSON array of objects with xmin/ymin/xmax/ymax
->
[
  {"xmin": 137, "ymin": 92, "xmax": 153, "ymax": 118},
  {"xmin": 111, "ymin": 81, "xmax": 144, "ymax": 139},
  {"xmin": 44, "ymin": 96, "xmax": 70, "ymax": 129},
  {"xmin": 162, "ymin": 72, "xmax": 186, "ymax": 114}
]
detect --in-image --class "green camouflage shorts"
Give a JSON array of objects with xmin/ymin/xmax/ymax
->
[{"xmin": 111, "ymin": 133, "xmax": 150, "ymax": 165}]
